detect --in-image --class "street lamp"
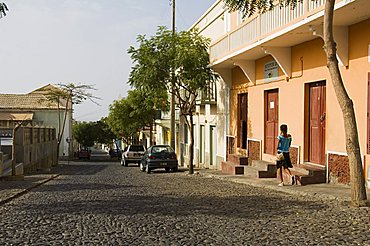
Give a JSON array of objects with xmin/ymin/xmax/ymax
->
[{"xmin": 66, "ymin": 137, "xmax": 72, "ymax": 165}]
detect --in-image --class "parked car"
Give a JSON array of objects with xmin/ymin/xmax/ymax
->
[
  {"xmin": 77, "ymin": 147, "xmax": 91, "ymax": 160},
  {"xmin": 140, "ymin": 145, "xmax": 178, "ymax": 173},
  {"xmin": 121, "ymin": 144, "xmax": 146, "ymax": 166}
]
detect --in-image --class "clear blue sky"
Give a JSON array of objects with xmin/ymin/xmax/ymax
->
[{"xmin": 0, "ymin": 0, "xmax": 216, "ymax": 121}]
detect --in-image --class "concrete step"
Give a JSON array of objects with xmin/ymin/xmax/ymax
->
[
  {"xmin": 221, "ymin": 161, "xmax": 244, "ymax": 175},
  {"xmin": 292, "ymin": 163, "xmax": 326, "ymax": 176},
  {"xmin": 251, "ymin": 160, "xmax": 277, "ymax": 178},
  {"xmin": 280, "ymin": 168, "xmax": 326, "ymax": 186},
  {"xmin": 252, "ymin": 160, "xmax": 326, "ymax": 185},
  {"xmin": 2, "ymin": 159, "xmax": 12, "ymax": 171},
  {"xmin": 1, "ymin": 162, "xmax": 24, "ymax": 177},
  {"xmin": 228, "ymin": 154, "xmax": 248, "ymax": 166}
]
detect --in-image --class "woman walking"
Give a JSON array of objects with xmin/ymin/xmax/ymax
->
[{"xmin": 276, "ymin": 124, "xmax": 294, "ymax": 186}]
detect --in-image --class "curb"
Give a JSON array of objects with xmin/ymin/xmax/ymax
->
[{"xmin": 0, "ymin": 174, "xmax": 60, "ymax": 206}]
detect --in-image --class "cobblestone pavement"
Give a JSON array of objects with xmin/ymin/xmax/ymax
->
[{"xmin": 0, "ymin": 162, "xmax": 369, "ymax": 246}]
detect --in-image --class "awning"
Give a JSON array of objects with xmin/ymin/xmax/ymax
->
[{"xmin": 0, "ymin": 112, "xmax": 34, "ymax": 121}]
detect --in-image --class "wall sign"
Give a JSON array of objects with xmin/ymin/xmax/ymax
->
[{"xmin": 264, "ymin": 60, "xmax": 278, "ymax": 81}]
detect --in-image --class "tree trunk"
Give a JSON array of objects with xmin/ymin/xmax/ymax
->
[
  {"xmin": 11, "ymin": 127, "xmax": 16, "ymax": 176},
  {"xmin": 150, "ymin": 123, "xmax": 153, "ymax": 146},
  {"xmin": 11, "ymin": 122, "xmax": 22, "ymax": 176},
  {"xmin": 323, "ymin": 0, "xmax": 367, "ymax": 206},
  {"xmin": 56, "ymin": 96, "xmax": 61, "ymax": 162},
  {"xmin": 188, "ymin": 114, "xmax": 194, "ymax": 175},
  {"xmin": 57, "ymin": 95, "xmax": 71, "ymax": 160}
]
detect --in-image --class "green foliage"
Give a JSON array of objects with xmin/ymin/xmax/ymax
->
[
  {"xmin": 73, "ymin": 121, "xmax": 96, "ymax": 147},
  {"xmin": 0, "ymin": 2, "xmax": 8, "ymax": 18},
  {"xmin": 94, "ymin": 118, "xmax": 117, "ymax": 145},
  {"xmin": 73, "ymin": 119, "xmax": 116, "ymax": 147},
  {"xmin": 128, "ymin": 27, "xmax": 217, "ymax": 116},
  {"xmin": 107, "ymin": 89, "xmax": 163, "ymax": 144},
  {"xmin": 224, "ymin": 0, "xmax": 303, "ymax": 17}
]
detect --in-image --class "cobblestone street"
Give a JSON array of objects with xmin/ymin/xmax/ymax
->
[{"xmin": 0, "ymin": 162, "xmax": 369, "ymax": 245}]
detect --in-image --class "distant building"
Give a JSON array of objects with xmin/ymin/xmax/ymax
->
[{"xmin": 0, "ymin": 84, "xmax": 72, "ymax": 158}]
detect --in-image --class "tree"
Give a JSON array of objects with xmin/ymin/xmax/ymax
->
[
  {"xmin": 0, "ymin": 2, "xmax": 8, "ymax": 18},
  {"xmin": 43, "ymin": 83, "xmax": 100, "ymax": 160},
  {"xmin": 107, "ymin": 89, "xmax": 167, "ymax": 145},
  {"xmin": 73, "ymin": 121, "xmax": 96, "ymax": 148},
  {"xmin": 94, "ymin": 118, "xmax": 117, "ymax": 145},
  {"xmin": 128, "ymin": 27, "xmax": 217, "ymax": 174},
  {"xmin": 224, "ymin": 0, "xmax": 367, "ymax": 206},
  {"xmin": 73, "ymin": 119, "xmax": 116, "ymax": 150}
]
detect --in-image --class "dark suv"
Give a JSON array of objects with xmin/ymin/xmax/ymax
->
[{"xmin": 121, "ymin": 144, "xmax": 146, "ymax": 166}]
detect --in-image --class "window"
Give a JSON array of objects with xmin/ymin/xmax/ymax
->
[{"xmin": 129, "ymin": 145, "xmax": 145, "ymax": 151}]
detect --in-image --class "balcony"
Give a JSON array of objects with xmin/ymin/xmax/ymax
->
[
  {"xmin": 209, "ymin": 0, "xmax": 365, "ymax": 66},
  {"xmin": 196, "ymin": 81, "xmax": 217, "ymax": 105}
]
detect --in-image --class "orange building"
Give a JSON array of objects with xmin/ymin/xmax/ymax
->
[{"xmin": 193, "ymin": 0, "xmax": 370, "ymax": 185}]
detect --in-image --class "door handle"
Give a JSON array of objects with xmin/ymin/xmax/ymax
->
[{"xmin": 320, "ymin": 113, "xmax": 326, "ymax": 122}]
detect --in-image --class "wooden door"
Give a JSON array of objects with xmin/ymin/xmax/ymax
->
[
  {"xmin": 210, "ymin": 126, "xmax": 216, "ymax": 166},
  {"xmin": 265, "ymin": 89, "xmax": 279, "ymax": 155},
  {"xmin": 200, "ymin": 125, "xmax": 205, "ymax": 163},
  {"xmin": 239, "ymin": 93, "xmax": 248, "ymax": 149},
  {"xmin": 367, "ymin": 73, "xmax": 370, "ymax": 154},
  {"xmin": 309, "ymin": 82, "xmax": 326, "ymax": 165}
]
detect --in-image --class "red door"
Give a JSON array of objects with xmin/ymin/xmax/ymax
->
[
  {"xmin": 239, "ymin": 93, "xmax": 248, "ymax": 149},
  {"xmin": 367, "ymin": 73, "xmax": 370, "ymax": 154},
  {"xmin": 309, "ymin": 82, "xmax": 326, "ymax": 165},
  {"xmin": 265, "ymin": 89, "xmax": 279, "ymax": 155}
]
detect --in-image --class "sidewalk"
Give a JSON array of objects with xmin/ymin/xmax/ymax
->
[
  {"xmin": 0, "ymin": 173, "xmax": 59, "ymax": 205},
  {"xmin": 0, "ymin": 164, "xmax": 65, "ymax": 205},
  {"xmin": 197, "ymin": 169, "xmax": 370, "ymax": 204}
]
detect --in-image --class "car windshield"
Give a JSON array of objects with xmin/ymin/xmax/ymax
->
[
  {"xmin": 130, "ymin": 145, "xmax": 145, "ymax": 151},
  {"xmin": 151, "ymin": 146, "xmax": 173, "ymax": 153}
]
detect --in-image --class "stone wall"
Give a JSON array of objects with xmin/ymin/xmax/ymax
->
[
  {"xmin": 247, "ymin": 140, "xmax": 261, "ymax": 164},
  {"xmin": 328, "ymin": 153, "xmax": 350, "ymax": 184},
  {"xmin": 289, "ymin": 146, "xmax": 299, "ymax": 165}
]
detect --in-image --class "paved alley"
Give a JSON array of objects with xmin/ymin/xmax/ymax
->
[{"xmin": 0, "ymin": 162, "xmax": 369, "ymax": 245}]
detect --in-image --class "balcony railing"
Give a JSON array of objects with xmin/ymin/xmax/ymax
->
[
  {"xmin": 210, "ymin": 0, "xmax": 331, "ymax": 62},
  {"xmin": 196, "ymin": 81, "xmax": 217, "ymax": 104}
]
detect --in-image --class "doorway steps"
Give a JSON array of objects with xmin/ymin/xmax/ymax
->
[
  {"xmin": 221, "ymin": 154, "xmax": 248, "ymax": 175},
  {"xmin": 289, "ymin": 163, "xmax": 326, "ymax": 185},
  {"xmin": 249, "ymin": 160, "xmax": 277, "ymax": 178},
  {"xmin": 221, "ymin": 154, "xmax": 326, "ymax": 185}
]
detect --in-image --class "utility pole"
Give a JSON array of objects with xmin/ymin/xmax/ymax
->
[{"xmin": 170, "ymin": 0, "xmax": 176, "ymax": 150}]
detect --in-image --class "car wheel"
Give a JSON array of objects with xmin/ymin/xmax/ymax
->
[
  {"xmin": 165, "ymin": 167, "xmax": 170, "ymax": 172},
  {"xmin": 146, "ymin": 166, "xmax": 151, "ymax": 174},
  {"xmin": 172, "ymin": 167, "xmax": 178, "ymax": 172},
  {"xmin": 140, "ymin": 163, "xmax": 145, "ymax": 172}
]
